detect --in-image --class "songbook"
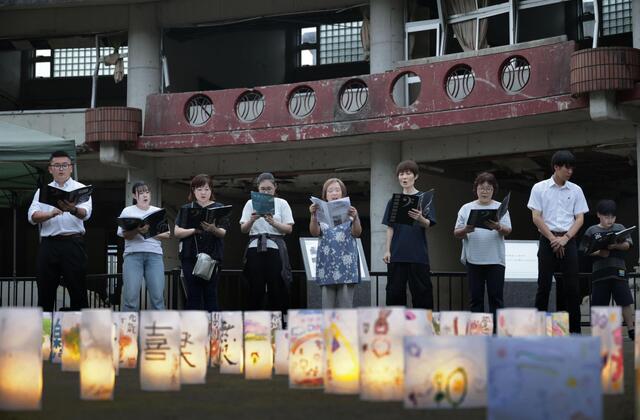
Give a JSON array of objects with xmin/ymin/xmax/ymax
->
[
  {"xmin": 39, "ymin": 184, "xmax": 93, "ymax": 210},
  {"xmin": 117, "ymin": 208, "xmax": 169, "ymax": 239},
  {"xmin": 183, "ymin": 205, "xmax": 232, "ymax": 229},
  {"xmin": 466, "ymin": 192, "xmax": 511, "ymax": 230},
  {"xmin": 310, "ymin": 196, "xmax": 351, "ymax": 227},
  {"xmin": 251, "ymin": 191, "xmax": 275, "ymax": 215},
  {"xmin": 581, "ymin": 225, "xmax": 636, "ymax": 255},
  {"xmin": 387, "ymin": 189, "xmax": 435, "ymax": 226}
]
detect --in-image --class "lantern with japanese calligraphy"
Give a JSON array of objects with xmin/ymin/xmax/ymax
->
[
  {"xmin": 244, "ymin": 311, "xmax": 273, "ymax": 380},
  {"xmin": 591, "ymin": 306, "xmax": 623, "ymax": 394},
  {"xmin": 289, "ymin": 309, "xmax": 324, "ymax": 388},
  {"xmin": 496, "ymin": 308, "xmax": 539, "ymax": 337},
  {"xmin": 274, "ymin": 329, "xmax": 289, "ymax": 375},
  {"xmin": 179, "ymin": 311, "xmax": 209, "ymax": 384},
  {"xmin": 467, "ymin": 313, "xmax": 493, "ymax": 336},
  {"xmin": 209, "ymin": 312, "xmax": 221, "ymax": 368},
  {"xmin": 0, "ymin": 308, "xmax": 43, "ymax": 411},
  {"xmin": 115, "ymin": 312, "xmax": 138, "ymax": 369},
  {"xmin": 80, "ymin": 309, "xmax": 114, "ymax": 400},
  {"xmin": 323, "ymin": 309, "xmax": 359, "ymax": 394},
  {"xmin": 139, "ymin": 310, "xmax": 181, "ymax": 391},
  {"xmin": 439, "ymin": 311, "xmax": 470, "ymax": 336},
  {"xmin": 220, "ymin": 311, "xmax": 244, "ymax": 374},
  {"xmin": 404, "ymin": 309, "xmax": 434, "ymax": 336},
  {"xmin": 50, "ymin": 312, "xmax": 63, "ymax": 363},
  {"xmin": 61, "ymin": 311, "xmax": 82, "ymax": 371},
  {"xmin": 42, "ymin": 312, "xmax": 52, "ymax": 361},
  {"xmin": 358, "ymin": 306, "xmax": 405, "ymax": 401}
]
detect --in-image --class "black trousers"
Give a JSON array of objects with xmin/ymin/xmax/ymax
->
[
  {"xmin": 386, "ymin": 262, "xmax": 433, "ymax": 309},
  {"xmin": 535, "ymin": 236, "xmax": 581, "ymax": 333},
  {"xmin": 181, "ymin": 257, "xmax": 219, "ymax": 312},
  {"xmin": 244, "ymin": 248, "xmax": 289, "ymax": 313},
  {"xmin": 37, "ymin": 236, "xmax": 88, "ymax": 311},
  {"xmin": 467, "ymin": 263, "xmax": 504, "ymax": 317}
]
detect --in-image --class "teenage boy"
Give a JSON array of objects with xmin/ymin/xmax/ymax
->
[
  {"xmin": 382, "ymin": 160, "xmax": 436, "ymax": 309},
  {"xmin": 582, "ymin": 199, "xmax": 635, "ymax": 340},
  {"xmin": 527, "ymin": 150, "xmax": 588, "ymax": 333}
]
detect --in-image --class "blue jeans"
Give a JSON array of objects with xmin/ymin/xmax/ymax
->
[{"xmin": 122, "ymin": 252, "xmax": 165, "ymax": 311}]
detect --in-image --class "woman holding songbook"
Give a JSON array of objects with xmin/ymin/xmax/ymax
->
[
  {"xmin": 118, "ymin": 181, "xmax": 171, "ymax": 311},
  {"xmin": 453, "ymin": 172, "xmax": 512, "ymax": 319},
  {"xmin": 309, "ymin": 178, "xmax": 362, "ymax": 308},
  {"xmin": 240, "ymin": 172, "xmax": 294, "ymax": 313},
  {"xmin": 174, "ymin": 174, "xmax": 228, "ymax": 311}
]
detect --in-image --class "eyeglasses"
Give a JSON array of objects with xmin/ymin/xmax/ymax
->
[
  {"xmin": 50, "ymin": 163, "xmax": 71, "ymax": 170},
  {"xmin": 477, "ymin": 186, "xmax": 494, "ymax": 192}
]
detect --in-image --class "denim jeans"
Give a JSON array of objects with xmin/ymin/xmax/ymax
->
[{"xmin": 122, "ymin": 252, "xmax": 165, "ymax": 311}]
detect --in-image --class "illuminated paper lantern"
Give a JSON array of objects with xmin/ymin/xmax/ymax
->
[
  {"xmin": 116, "ymin": 312, "xmax": 138, "ymax": 369},
  {"xmin": 109, "ymin": 314, "xmax": 119, "ymax": 376},
  {"xmin": 404, "ymin": 336, "xmax": 487, "ymax": 409},
  {"xmin": 404, "ymin": 309, "xmax": 434, "ymax": 336},
  {"xmin": 274, "ymin": 329, "xmax": 289, "ymax": 375},
  {"xmin": 358, "ymin": 306, "xmax": 405, "ymax": 401},
  {"xmin": 323, "ymin": 309, "xmax": 359, "ymax": 394},
  {"xmin": 496, "ymin": 308, "xmax": 539, "ymax": 337},
  {"xmin": 489, "ymin": 336, "xmax": 602, "ymax": 420},
  {"xmin": 545, "ymin": 313, "xmax": 553, "ymax": 336},
  {"xmin": 467, "ymin": 313, "xmax": 493, "ymax": 336},
  {"xmin": 289, "ymin": 309, "xmax": 324, "ymax": 388},
  {"xmin": 432, "ymin": 312, "xmax": 441, "ymax": 335},
  {"xmin": 61, "ymin": 311, "xmax": 81, "ymax": 371},
  {"xmin": 42, "ymin": 312, "xmax": 52, "ymax": 361},
  {"xmin": 536, "ymin": 312, "xmax": 546, "ymax": 336},
  {"xmin": 551, "ymin": 312, "xmax": 570, "ymax": 336},
  {"xmin": 591, "ymin": 306, "xmax": 623, "ymax": 394},
  {"xmin": 139, "ymin": 310, "xmax": 181, "ymax": 391},
  {"xmin": 271, "ymin": 311, "xmax": 283, "ymax": 366},
  {"xmin": 0, "ymin": 308, "xmax": 43, "ymax": 411},
  {"xmin": 209, "ymin": 312, "xmax": 221, "ymax": 368},
  {"xmin": 180, "ymin": 311, "xmax": 209, "ymax": 384},
  {"xmin": 220, "ymin": 311, "xmax": 244, "ymax": 374},
  {"xmin": 50, "ymin": 312, "xmax": 63, "ymax": 363},
  {"xmin": 244, "ymin": 311, "xmax": 273, "ymax": 380},
  {"xmin": 80, "ymin": 309, "xmax": 115, "ymax": 400},
  {"xmin": 439, "ymin": 311, "xmax": 470, "ymax": 336}
]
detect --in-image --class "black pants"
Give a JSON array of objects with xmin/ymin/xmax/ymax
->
[
  {"xmin": 535, "ymin": 236, "xmax": 581, "ymax": 333},
  {"xmin": 37, "ymin": 236, "xmax": 88, "ymax": 312},
  {"xmin": 181, "ymin": 257, "xmax": 219, "ymax": 311},
  {"xmin": 467, "ymin": 263, "xmax": 504, "ymax": 317},
  {"xmin": 386, "ymin": 262, "xmax": 433, "ymax": 309},
  {"xmin": 245, "ymin": 248, "xmax": 289, "ymax": 313}
]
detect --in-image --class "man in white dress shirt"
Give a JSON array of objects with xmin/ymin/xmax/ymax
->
[
  {"xmin": 527, "ymin": 150, "xmax": 589, "ymax": 333},
  {"xmin": 28, "ymin": 151, "xmax": 92, "ymax": 311}
]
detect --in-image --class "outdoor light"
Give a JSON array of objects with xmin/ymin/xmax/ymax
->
[
  {"xmin": 439, "ymin": 311, "xmax": 470, "ymax": 336},
  {"xmin": 551, "ymin": 312, "xmax": 569, "ymax": 336},
  {"xmin": 42, "ymin": 312, "xmax": 52, "ymax": 361},
  {"xmin": 358, "ymin": 306, "xmax": 405, "ymax": 401},
  {"xmin": 467, "ymin": 313, "xmax": 493, "ymax": 336},
  {"xmin": 209, "ymin": 312, "xmax": 221, "ymax": 368},
  {"xmin": 244, "ymin": 311, "xmax": 272, "ymax": 380},
  {"xmin": 496, "ymin": 308, "xmax": 539, "ymax": 337},
  {"xmin": 50, "ymin": 312, "xmax": 63, "ymax": 363},
  {"xmin": 289, "ymin": 309, "xmax": 324, "ymax": 389},
  {"xmin": 61, "ymin": 312, "xmax": 81, "ymax": 371},
  {"xmin": 323, "ymin": 309, "xmax": 359, "ymax": 394},
  {"xmin": 0, "ymin": 308, "xmax": 42, "ymax": 411},
  {"xmin": 139, "ymin": 311, "xmax": 181, "ymax": 391},
  {"xmin": 80, "ymin": 309, "xmax": 114, "ymax": 400},
  {"xmin": 274, "ymin": 329, "xmax": 289, "ymax": 375},
  {"xmin": 180, "ymin": 311, "xmax": 209, "ymax": 384},
  {"xmin": 220, "ymin": 311, "xmax": 244, "ymax": 375},
  {"xmin": 591, "ymin": 306, "xmax": 623, "ymax": 394},
  {"xmin": 115, "ymin": 312, "xmax": 138, "ymax": 369},
  {"xmin": 404, "ymin": 309, "xmax": 433, "ymax": 336}
]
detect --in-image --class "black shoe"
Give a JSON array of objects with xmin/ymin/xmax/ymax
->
[{"xmin": 629, "ymin": 329, "xmax": 635, "ymax": 341}]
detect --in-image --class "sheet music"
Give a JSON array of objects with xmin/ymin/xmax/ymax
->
[{"xmin": 310, "ymin": 196, "xmax": 351, "ymax": 227}]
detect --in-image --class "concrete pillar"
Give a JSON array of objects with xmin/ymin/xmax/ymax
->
[
  {"xmin": 370, "ymin": 142, "xmax": 401, "ymax": 306},
  {"xmin": 369, "ymin": 0, "xmax": 405, "ymax": 74}
]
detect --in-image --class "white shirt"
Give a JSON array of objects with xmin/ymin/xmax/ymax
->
[
  {"xmin": 240, "ymin": 196, "xmax": 294, "ymax": 249},
  {"xmin": 527, "ymin": 176, "xmax": 589, "ymax": 232},
  {"xmin": 28, "ymin": 178, "xmax": 92, "ymax": 237},
  {"xmin": 455, "ymin": 200, "xmax": 512, "ymax": 266},
  {"xmin": 117, "ymin": 205, "xmax": 164, "ymax": 256}
]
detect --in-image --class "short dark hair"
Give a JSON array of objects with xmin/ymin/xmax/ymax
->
[
  {"xmin": 49, "ymin": 150, "xmax": 72, "ymax": 162},
  {"xmin": 473, "ymin": 172, "xmax": 498, "ymax": 196},
  {"xmin": 188, "ymin": 174, "xmax": 215, "ymax": 201},
  {"xmin": 256, "ymin": 172, "xmax": 276, "ymax": 187},
  {"xmin": 396, "ymin": 160, "xmax": 419, "ymax": 176},
  {"xmin": 551, "ymin": 150, "xmax": 576, "ymax": 170},
  {"xmin": 596, "ymin": 199, "xmax": 616, "ymax": 216}
]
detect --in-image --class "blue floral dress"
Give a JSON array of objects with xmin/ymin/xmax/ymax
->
[{"xmin": 316, "ymin": 221, "xmax": 360, "ymax": 286}]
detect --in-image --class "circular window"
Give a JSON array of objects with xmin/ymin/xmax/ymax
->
[
  {"xmin": 184, "ymin": 94, "xmax": 213, "ymax": 126},
  {"xmin": 288, "ymin": 86, "xmax": 316, "ymax": 118},
  {"xmin": 445, "ymin": 65, "xmax": 475, "ymax": 101},
  {"xmin": 235, "ymin": 90, "xmax": 265, "ymax": 122},
  {"xmin": 501, "ymin": 56, "xmax": 531, "ymax": 93},
  {"xmin": 339, "ymin": 79, "xmax": 369, "ymax": 114},
  {"xmin": 391, "ymin": 72, "xmax": 421, "ymax": 107}
]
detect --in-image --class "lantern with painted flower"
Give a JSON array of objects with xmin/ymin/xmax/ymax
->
[
  {"xmin": 139, "ymin": 310, "xmax": 181, "ymax": 391},
  {"xmin": 220, "ymin": 311, "xmax": 244, "ymax": 374},
  {"xmin": 439, "ymin": 311, "xmax": 470, "ymax": 336},
  {"xmin": 244, "ymin": 311, "xmax": 272, "ymax": 380},
  {"xmin": 61, "ymin": 311, "xmax": 82, "ymax": 371},
  {"xmin": 467, "ymin": 313, "xmax": 493, "ymax": 336},
  {"xmin": 404, "ymin": 309, "xmax": 434, "ymax": 336},
  {"xmin": 289, "ymin": 309, "xmax": 324, "ymax": 389},
  {"xmin": 116, "ymin": 312, "xmax": 138, "ymax": 369},
  {"xmin": 496, "ymin": 308, "xmax": 539, "ymax": 337},
  {"xmin": 180, "ymin": 311, "xmax": 209, "ymax": 384},
  {"xmin": 80, "ymin": 309, "xmax": 115, "ymax": 400},
  {"xmin": 323, "ymin": 309, "xmax": 359, "ymax": 394},
  {"xmin": 551, "ymin": 312, "xmax": 570, "ymax": 336},
  {"xmin": 591, "ymin": 306, "xmax": 623, "ymax": 394},
  {"xmin": 274, "ymin": 329, "xmax": 289, "ymax": 375}
]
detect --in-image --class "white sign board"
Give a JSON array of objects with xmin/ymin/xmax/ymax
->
[
  {"xmin": 299, "ymin": 237, "xmax": 370, "ymax": 281},
  {"xmin": 504, "ymin": 240, "xmax": 538, "ymax": 282}
]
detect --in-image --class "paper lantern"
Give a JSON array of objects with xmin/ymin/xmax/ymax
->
[
  {"xmin": 50, "ymin": 312, "xmax": 63, "ymax": 363},
  {"xmin": 271, "ymin": 311, "xmax": 283, "ymax": 366},
  {"xmin": 439, "ymin": 311, "xmax": 470, "ymax": 336},
  {"xmin": 244, "ymin": 311, "xmax": 273, "ymax": 380},
  {"xmin": 42, "ymin": 312, "xmax": 52, "ymax": 361},
  {"xmin": 179, "ymin": 311, "xmax": 209, "ymax": 384},
  {"xmin": 0, "ymin": 308, "xmax": 43, "ymax": 411},
  {"xmin": 404, "ymin": 309, "xmax": 434, "ymax": 336},
  {"xmin": 61, "ymin": 311, "xmax": 82, "ymax": 371},
  {"xmin": 220, "ymin": 311, "xmax": 244, "ymax": 374},
  {"xmin": 115, "ymin": 312, "xmax": 138, "ymax": 369},
  {"xmin": 209, "ymin": 312, "xmax": 221, "ymax": 368},
  {"xmin": 496, "ymin": 308, "xmax": 539, "ymax": 337},
  {"xmin": 404, "ymin": 335, "xmax": 488, "ymax": 409},
  {"xmin": 80, "ymin": 309, "xmax": 115, "ymax": 400},
  {"xmin": 551, "ymin": 312, "xmax": 570, "ymax": 336},
  {"xmin": 545, "ymin": 313, "xmax": 553, "ymax": 336},
  {"xmin": 432, "ymin": 312, "xmax": 441, "ymax": 335},
  {"xmin": 139, "ymin": 310, "xmax": 181, "ymax": 391},
  {"xmin": 274, "ymin": 329, "xmax": 289, "ymax": 375},
  {"xmin": 467, "ymin": 313, "xmax": 493, "ymax": 336},
  {"xmin": 288, "ymin": 309, "xmax": 324, "ymax": 388},
  {"xmin": 323, "ymin": 309, "xmax": 359, "ymax": 394},
  {"xmin": 109, "ymin": 314, "xmax": 119, "ymax": 376},
  {"xmin": 358, "ymin": 306, "xmax": 405, "ymax": 401},
  {"xmin": 488, "ymin": 336, "xmax": 602, "ymax": 420},
  {"xmin": 591, "ymin": 306, "xmax": 623, "ymax": 394},
  {"xmin": 536, "ymin": 312, "xmax": 546, "ymax": 336}
]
